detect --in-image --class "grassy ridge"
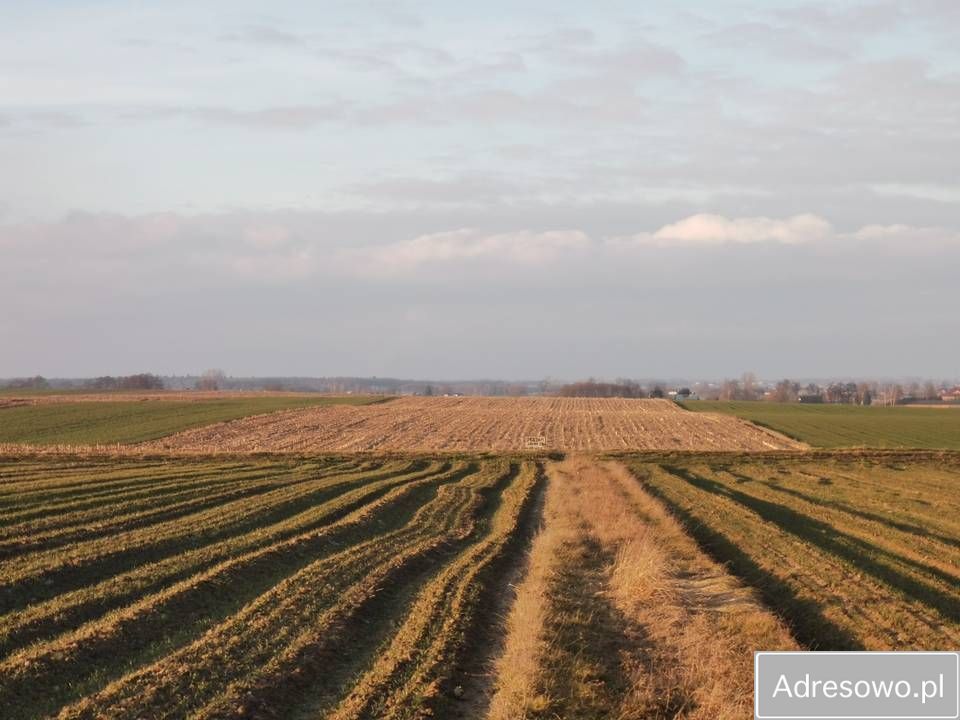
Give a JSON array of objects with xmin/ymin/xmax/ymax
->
[
  {"xmin": 686, "ymin": 400, "xmax": 960, "ymax": 449},
  {"xmin": 627, "ymin": 455, "xmax": 960, "ymax": 650},
  {"xmin": 0, "ymin": 455, "xmax": 539, "ymax": 719},
  {"xmin": 0, "ymin": 396, "xmax": 383, "ymax": 445}
]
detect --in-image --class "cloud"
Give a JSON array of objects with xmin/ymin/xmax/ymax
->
[
  {"xmin": 4, "ymin": 210, "xmax": 960, "ymax": 379},
  {"xmin": 354, "ymin": 228, "xmax": 591, "ymax": 272},
  {"xmin": 3, "ymin": 212, "xmax": 957, "ymax": 301},
  {"xmin": 190, "ymin": 104, "xmax": 348, "ymax": 129},
  {"xmin": 618, "ymin": 213, "xmax": 833, "ymax": 247},
  {"xmin": 219, "ymin": 25, "xmax": 306, "ymax": 47},
  {"xmin": 702, "ymin": 21, "xmax": 849, "ymax": 63},
  {"xmin": 773, "ymin": 2, "xmax": 906, "ymax": 36}
]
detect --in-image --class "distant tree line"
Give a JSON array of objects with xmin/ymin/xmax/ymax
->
[
  {"xmin": 558, "ymin": 380, "xmax": 648, "ymax": 398},
  {"xmin": 706, "ymin": 374, "xmax": 950, "ymax": 405},
  {"xmin": 85, "ymin": 373, "xmax": 165, "ymax": 390},
  {"xmin": 2, "ymin": 375, "xmax": 50, "ymax": 390}
]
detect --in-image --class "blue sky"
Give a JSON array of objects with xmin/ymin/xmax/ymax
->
[{"xmin": 1, "ymin": 1, "xmax": 959, "ymax": 379}]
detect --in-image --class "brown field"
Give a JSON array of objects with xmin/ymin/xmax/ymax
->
[{"xmin": 138, "ymin": 397, "xmax": 804, "ymax": 453}]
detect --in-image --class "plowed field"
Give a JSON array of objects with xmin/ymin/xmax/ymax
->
[{"xmin": 140, "ymin": 397, "xmax": 803, "ymax": 453}]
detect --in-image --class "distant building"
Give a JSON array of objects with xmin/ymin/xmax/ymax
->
[
  {"xmin": 674, "ymin": 388, "xmax": 699, "ymax": 402},
  {"xmin": 798, "ymin": 393, "xmax": 823, "ymax": 403},
  {"xmin": 942, "ymin": 388, "xmax": 960, "ymax": 402}
]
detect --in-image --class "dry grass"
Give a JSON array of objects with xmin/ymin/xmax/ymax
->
[
  {"xmin": 486, "ymin": 456, "xmax": 797, "ymax": 719},
  {"xmin": 486, "ymin": 465, "xmax": 571, "ymax": 720},
  {"xmin": 589, "ymin": 459, "xmax": 798, "ymax": 719}
]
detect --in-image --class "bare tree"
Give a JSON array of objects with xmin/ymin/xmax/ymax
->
[
  {"xmin": 771, "ymin": 379, "xmax": 795, "ymax": 403},
  {"xmin": 197, "ymin": 369, "xmax": 226, "ymax": 391},
  {"xmin": 879, "ymin": 383, "xmax": 903, "ymax": 406},
  {"xmin": 719, "ymin": 379, "xmax": 741, "ymax": 401}
]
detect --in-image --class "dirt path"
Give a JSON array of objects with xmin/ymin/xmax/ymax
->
[{"xmin": 485, "ymin": 456, "xmax": 798, "ymax": 719}]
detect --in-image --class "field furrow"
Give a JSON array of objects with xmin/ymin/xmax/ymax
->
[
  {"xmin": 0, "ymin": 460, "xmax": 446, "ymax": 658},
  {"xmin": 49, "ymin": 462, "xmax": 507, "ymax": 720},
  {"xmin": 629, "ymin": 458, "xmax": 960, "ymax": 649},
  {"xmin": 326, "ymin": 462, "xmax": 541, "ymax": 720},
  {"xmin": 0, "ymin": 461, "xmax": 423, "ymax": 613}
]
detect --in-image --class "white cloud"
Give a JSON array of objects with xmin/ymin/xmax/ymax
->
[
  {"xmin": 3, "ymin": 213, "xmax": 958, "ymax": 299},
  {"xmin": 846, "ymin": 223, "xmax": 958, "ymax": 251},
  {"xmin": 613, "ymin": 213, "xmax": 832, "ymax": 247},
  {"xmin": 354, "ymin": 228, "xmax": 591, "ymax": 272}
]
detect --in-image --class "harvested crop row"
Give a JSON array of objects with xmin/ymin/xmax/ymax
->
[
  {"xmin": 49, "ymin": 462, "xmax": 512, "ymax": 720},
  {"xmin": 0, "ymin": 460, "xmax": 265, "ymax": 510},
  {"xmin": 0, "ymin": 461, "xmax": 472, "ymax": 718},
  {"xmin": 630, "ymin": 458, "xmax": 960, "ymax": 649},
  {"xmin": 325, "ymin": 462, "xmax": 541, "ymax": 720},
  {"xmin": 0, "ymin": 460, "xmax": 364, "ymax": 544},
  {"xmin": 137, "ymin": 397, "xmax": 805, "ymax": 453},
  {"xmin": 0, "ymin": 460, "xmax": 445, "ymax": 659},
  {"xmin": 0, "ymin": 465, "xmax": 287, "ymax": 530},
  {"xmin": 0, "ymin": 474, "xmax": 305, "ymax": 557},
  {"xmin": 707, "ymin": 461, "xmax": 960, "ymax": 591},
  {"xmin": 0, "ymin": 460, "xmax": 417, "ymax": 610}
]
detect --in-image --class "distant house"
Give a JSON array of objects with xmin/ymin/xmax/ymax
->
[
  {"xmin": 798, "ymin": 393, "xmax": 823, "ymax": 403},
  {"xmin": 942, "ymin": 388, "xmax": 960, "ymax": 403},
  {"xmin": 674, "ymin": 388, "xmax": 699, "ymax": 402}
]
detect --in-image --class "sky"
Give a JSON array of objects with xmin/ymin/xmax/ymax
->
[{"xmin": 1, "ymin": 0, "xmax": 959, "ymax": 380}]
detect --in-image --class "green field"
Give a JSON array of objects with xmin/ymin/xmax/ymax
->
[
  {"xmin": 685, "ymin": 400, "xmax": 960, "ymax": 449},
  {"xmin": 626, "ymin": 454, "xmax": 960, "ymax": 650},
  {"xmin": 0, "ymin": 396, "xmax": 385, "ymax": 446}
]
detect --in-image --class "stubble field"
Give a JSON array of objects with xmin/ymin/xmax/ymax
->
[{"xmin": 139, "ymin": 397, "xmax": 804, "ymax": 454}]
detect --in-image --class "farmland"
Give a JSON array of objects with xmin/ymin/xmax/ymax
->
[
  {"xmin": 0, "ymin": 452, "xmax": 802, "ymax": 720},
  {"xmin": 1, "ymin": 392, "xmax": 958, "ymax": 719},
  {"xmin": 685, "ymin": 400, "xmax": 960, "ymax": 449},
  {"xmin": 139, "ymin": 397, "xmax": 804, "ymax": 453},
  {"xmin": 0, "ymin": 395, "xmax": 385, "ymax": 446},
  {"xmin": 0, "ymin": 455, "xmax": 541, "ymax": 719},
  {"xmin": 625, "ymin": 454, "xmax": 960, "ymax": 650},
  {"xmin": 487, "ymin": 456, "xmax": 797, "ymax": 720}
]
